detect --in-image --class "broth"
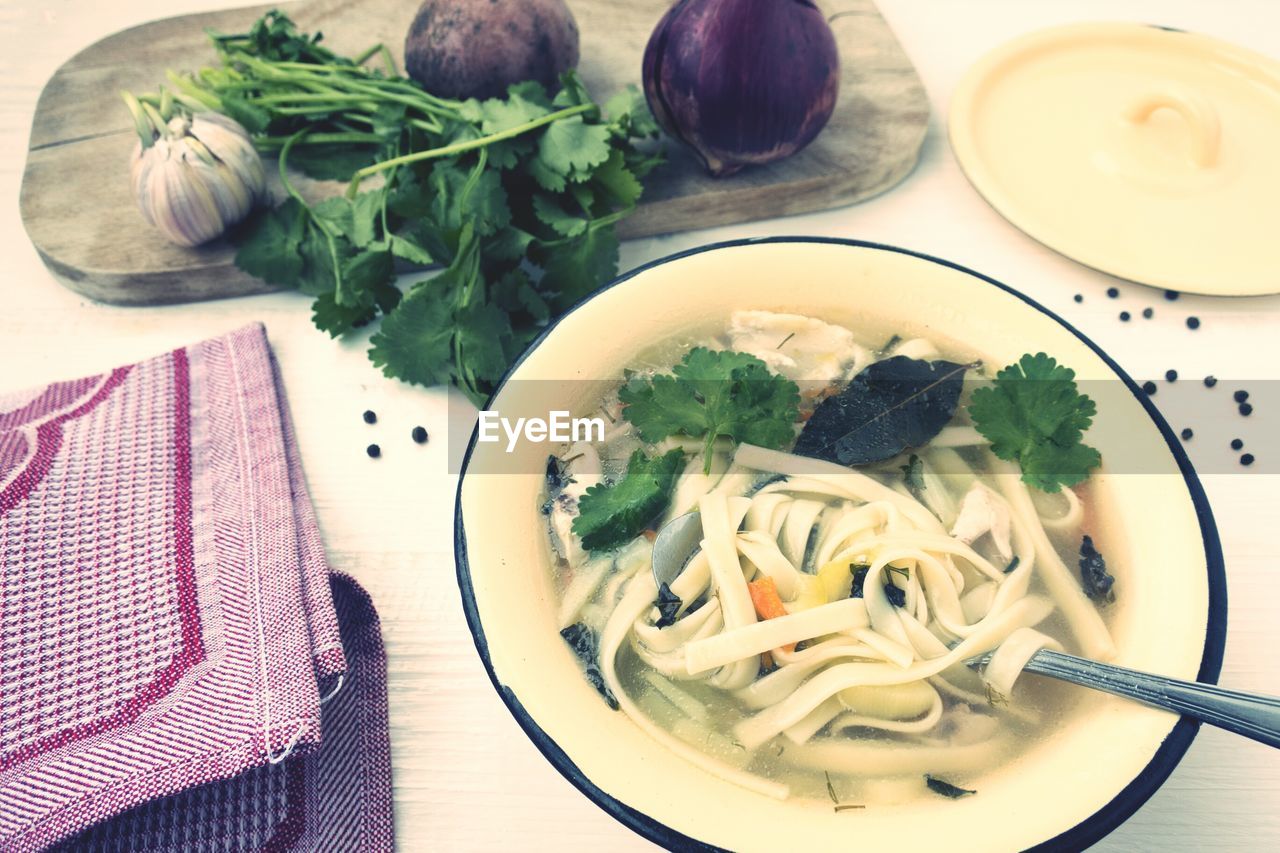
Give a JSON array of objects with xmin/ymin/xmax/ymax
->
[{"xmin": 540, "ymin": 311, "xmax": 1116, "ymax": 805}]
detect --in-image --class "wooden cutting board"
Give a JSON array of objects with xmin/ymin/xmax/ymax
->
[{"xmin": 19, "ymin": 0, "xmax": 928, "ymax": 305}]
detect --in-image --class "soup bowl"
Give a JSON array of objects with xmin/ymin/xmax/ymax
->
[{"xmin": 454, "ymin": 238, "xmax": 1225, "ymax": 851}]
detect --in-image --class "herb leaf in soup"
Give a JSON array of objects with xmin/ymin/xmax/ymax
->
[
  {"xmin": 560, "ymin": 623, "xmax": 619, "ymax": 710},
  {"xmin": 655, "ymin": 582, "xmax": 682, "ymax": 628},
  {"xmin": 619, "ymin": 348, "xmax": 801, "ymax": 473},
  {"xmin": 1079, "ymin": 535, "xmax": 1116, "ymax": 603},
  {"xmin": 924, "ymin": 775, "xmax": 976, "ymax": 798},
  {"xmin": 969, "ymin": 353, "xmax": 1101, "ymax": 493},
  {"xmin": 794, "ymin": 357, "xmax": 968, "ymax": 466},
  {"xmin": 900, "ymin": 453, "xmax": 925, "ymax": 494},
  {"xmin": 572, "ymin": 449, "xmax": 685, "ymax": 551}
]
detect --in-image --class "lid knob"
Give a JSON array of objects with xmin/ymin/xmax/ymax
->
[{"xmin": 1123, "ymin": 87, "xmax": 1221, "ymax": 168}]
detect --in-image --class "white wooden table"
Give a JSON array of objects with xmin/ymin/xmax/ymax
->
[{"xmin": 2, "ymin": 1, "xmax": 1277, "ymax": 849}]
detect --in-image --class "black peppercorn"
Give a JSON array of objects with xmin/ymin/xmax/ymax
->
[
  {"xmin": 1073, "ymin": 294, "xmax": 1083, "ymax": 303},
  {"xmin": 1233, "ymin": 390, "xmax": 1249, "ymax": 403},
  {"xmin": 1119, "ymin": 311, "xmax": 1131, "ymax": 322},
  {"xmin": 1241, "ymin": 453, "xmax": 1255, "ymax": 466},
  {"xmin": 367, "ymin": 444, "xmax": 381, "ymax": 458},
  {"xmin": 1142, "ymin": 307, "xmax": 1154, "ymax": 319},
  {"xmin": 1106, "ymin": 287, "xmax": 1119, "ymax": 298},
  {"xmin": 1204, "ymin": 376, "xmax": 1217, "ymax": 387},
  {"xmin": 412, "ymin": 426, "xmax": 429, "ymax": 444},
  {"xmin": 1239, "ymin": 403, "xmax": 1253, "ymax": 416},
  {"xmin": 1179, "ymin": 427, "xmax": 1193, "ymax": 440},
  {"xmin": 1186, "ymin": 316, "xmax": 1201, "ymax": 329},
  {"xmin": 1165, "ymin": 369, "xmax": 1177, "ymax": 382},
  {"xmin": 1231, "ymin": 438, "xmax": 1244, "ymax": 450},
  {"xmin": 1165, "ymin": 290, "xmax": 1179, "ymax": 301},
  {"xmin": 1141, "ymin": 381, "xmax": 1157, "ymax": 395},
  {"xmin": 362, "ymin": 410, "xmax": 377, "ymax": 424}
]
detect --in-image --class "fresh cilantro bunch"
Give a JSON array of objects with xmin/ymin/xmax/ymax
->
[
  {"xmin": 572, "ymin": 449, "xmax": 685, "ymax": 552},
  {"xmin": 969, "ymin": 353, "xmax": 1101, "ymax": 492},
  {"xmin": 619, "ymin": 348, "xmax": 801, "ymax": 473},
  {"xmin": 155, "ymin": 11, "xmax": 662, "ymax": 403}
]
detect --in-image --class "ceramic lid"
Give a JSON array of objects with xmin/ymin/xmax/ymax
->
[{"xmin": 950, "ymin": 23, "xmax": 1280, "ymax": 296}]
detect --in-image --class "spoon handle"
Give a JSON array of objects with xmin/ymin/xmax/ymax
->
[{"xmin": 1025, "ymin": 648, "xmax": 1280, "ymax": 750}]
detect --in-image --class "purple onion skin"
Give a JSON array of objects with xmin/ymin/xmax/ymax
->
[{"xmin": 643, "ymin": 0, "xmax": 840, "ymax": 177}]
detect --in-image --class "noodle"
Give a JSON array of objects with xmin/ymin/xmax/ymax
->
[{"xmin": 543, "ymin": 313, "xmax": 1118, "ymax": 804}]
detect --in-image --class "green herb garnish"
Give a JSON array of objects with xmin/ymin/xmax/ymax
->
[
  {"xmin": 572, "ymin": 449, "xmax": 685, "ymax": 552},
  {"xmin": 968, "ymin": 353, "xmax": 1101, "ymax": 492},
  {"xmin": 138, "ymin": 11, "xmax": 662, "ymax": 404},
  {"xmin": 618, "ymin": 348, "xmax": 800, "ymax": 474}
]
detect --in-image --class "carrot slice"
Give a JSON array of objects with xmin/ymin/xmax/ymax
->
[{"xmin": 747, "ymin": 576, "xmax": 795, "ymax": 652}]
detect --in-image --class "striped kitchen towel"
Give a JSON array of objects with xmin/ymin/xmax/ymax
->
[{"xmin": 0, "ymin": 324, "xmax": 393, "ymax": 851}]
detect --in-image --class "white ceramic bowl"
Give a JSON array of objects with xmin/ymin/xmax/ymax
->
[{"xmin": 455, "ymin": 238, "xmax": 1225, "ymax": 852}]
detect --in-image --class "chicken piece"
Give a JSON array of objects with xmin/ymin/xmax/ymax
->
[
  {"xmin": 726, "ymin": 311, "xmax": 867, "ymax": 389},
  {"xmin": 949, "ymin": 483, "xmax": 1013, "ymax": 564}
]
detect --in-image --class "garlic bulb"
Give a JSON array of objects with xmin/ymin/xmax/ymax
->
[{"xmin": 129, "ymin": 110, "xmax": 266, "ymax": 247}]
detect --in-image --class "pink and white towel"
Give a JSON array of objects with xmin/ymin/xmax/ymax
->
[{"xmin": 0, "ymin": 324, "xmax": 393, "ymax": 851}]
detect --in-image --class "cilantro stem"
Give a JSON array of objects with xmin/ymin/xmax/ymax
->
[
  {"xmin": 164, "ymin": 70, "xmax": 223, "ymax": 111},
  {"xmin": 702, "ymin": 432, "xmax": 717, "ymax": 474},
  {"xmin": 348, "ymin": 43, "xmax": 397, "ymax": 76},
  {"xmin": 229, "ymin": 54, "xmax": 458, "ymax": 113},
  {"xmin": 458, "ymin": 148, "xmax": 488, "ymax": 209},
  {"xmin": 345, "ymin": 103, "xmax": 593, "ymax": 198},
  {"xmin": 257, "ymin": 131, "xmax": 385, "ymax": 147},
  {"xmin": 351, "ymin": 42, "xmax": 383, "ymax": 66},
  {"xmin": 278, "ymin": 129, "xmax": 344, "ymax": 301},
  {"xmin": 140, "ymin": 101, "xmax": 170, "ymax": 137},
  {"xmin": 255, "ymin": 92, "xmax": 380, "ymax": 107}
]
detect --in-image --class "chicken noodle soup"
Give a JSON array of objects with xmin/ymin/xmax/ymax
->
[{"xmin": 540, "ymin": 311, "xmax": 1117, "ymax": 804}]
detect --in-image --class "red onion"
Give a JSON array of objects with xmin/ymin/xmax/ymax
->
[{"xmin": 642, "ymin": 0, "xmax": 840, "ymax": 176}]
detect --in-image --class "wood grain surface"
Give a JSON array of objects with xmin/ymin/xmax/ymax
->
[{"xmin": 18, "ymin": 0, "xmax": 927, "ymax": 306}]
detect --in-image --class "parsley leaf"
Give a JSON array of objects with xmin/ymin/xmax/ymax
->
[
  {"xmin": 537, "ymin": 227, "xmax": 620, "ymax": 307},
  {"xmin": 533, "ymin": 194, "xmax": 588, "ymax": 237},
  {"xmin": 367, "ymin": 284, "xmax": 456, "ymax": 387},
  {"xmin": 538, "ymin": 116, "xmax": 612, "ymax": 179},
  {"xmin": 969, "ymin": 353, "xmax": 1101, "ymax": 492},
  {"xmin": 620, "ymin": 348, "xmax": 801, "ymax": 473},
  {"xmin": 232, "ymin": 199, "xmax": 307, "ymax": 285},
  {"xmin": 340, "ymin": 249, "xmax": 393, "ymax": 301},
  {"xmin": 388, "ymin": 233, "xmax": 434, "ymax": 265},
  {"xmin": 430, "ymin": 161, "xmax": 511, "ymax": 237},
  {"xmin": 287, "ymin": 144, "xmax": 380, "ymax": 181},
  {"xmin": 592, "ymin": 149, "xmax": 644, "ymax": 207},
  {"xmin": 198, "ymin": 12, "xmax": 664, "ymax": 400},
  {"xmin": 572, "ymin": 449, "xmax": 685, "ymax": 552},
  {"xmin": 311, "ymin": 291, "xmax": 376, "ymax": 337}
]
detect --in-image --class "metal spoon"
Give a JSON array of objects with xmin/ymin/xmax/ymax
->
[
  {"xmin": 975, "ymin": 647, "xmax": 1280, "ymax": 749},
  {"xmin": 652, "ymin": 511, "xmax": 703, "ymax": 588}
]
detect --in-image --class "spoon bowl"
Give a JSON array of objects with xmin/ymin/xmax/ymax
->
[{"xmin": 651, "ymin": 510, "xmax": 703, "ymax": 589}]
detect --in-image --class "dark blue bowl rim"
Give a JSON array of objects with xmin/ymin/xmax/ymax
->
[{"xmin": 452, "ymin": 236, "xmax": 1228, "ymax": 853}]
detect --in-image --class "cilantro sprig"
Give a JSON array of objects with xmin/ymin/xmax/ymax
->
[
  {"xmin": 619, "ymin": 348, "xmax": 801, "ymax": 473},
  {"xmin": 144, "ymin": 11, "xmax": 662, "ymax": 404},
  {"xmin": 969, "ymin": 353, "xmax": 1101, "ymax": 492},
  {"xmin": 572, "ymin": 449, "xmax": 685, "ymax": 552}
]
